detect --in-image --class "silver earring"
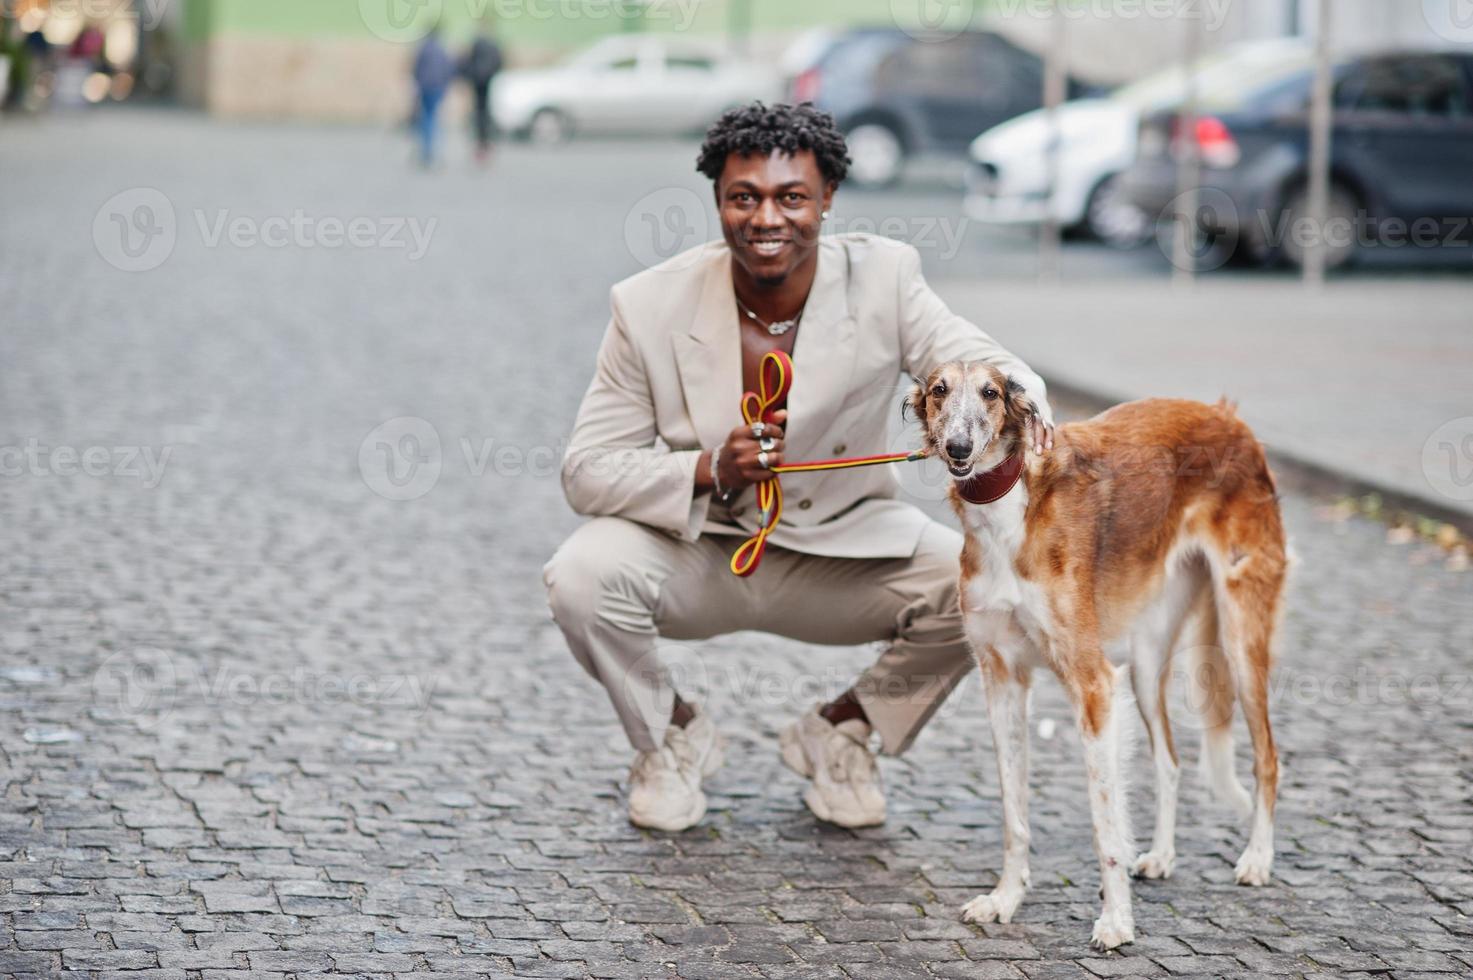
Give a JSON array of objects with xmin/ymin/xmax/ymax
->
[{"xmin": 821, "ymin": 210, "xmax": 831, "ymax": 219}]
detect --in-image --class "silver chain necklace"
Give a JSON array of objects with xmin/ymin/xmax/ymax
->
[{"xmin": 735, "ymin": 297, "xmax": 803, "ymax": 336}]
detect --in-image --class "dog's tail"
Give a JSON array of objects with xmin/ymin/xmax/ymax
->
[{"xmin": 1185, "ymin": 607, "xmax": 1255, "ymax": 819}]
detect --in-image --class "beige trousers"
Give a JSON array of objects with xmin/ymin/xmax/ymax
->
[{"xmin": 541, "ymin": 515, "xmax": 975, "ymax": 756}]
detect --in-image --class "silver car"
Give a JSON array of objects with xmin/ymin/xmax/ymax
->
[{"xmin": 494, "ymin": 36, "xmax": 783, "ymax": 143}]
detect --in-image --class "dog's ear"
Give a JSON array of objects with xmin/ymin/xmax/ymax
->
[
  {"xmin": 902, "ymin": 375, "xmax": 928, "ymax": 426},
  {"xmin": 1003, "ymin": 376, "xmax": 1036, "ymax": 431}
]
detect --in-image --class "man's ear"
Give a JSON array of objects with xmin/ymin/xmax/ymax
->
[
  {"xmin": 1003, "ymin": 376, "xmax": 1035, "ymax": 430},
  {"xmin": 901, "ymin": 375, "xmax": 928, "ymax": 426}
]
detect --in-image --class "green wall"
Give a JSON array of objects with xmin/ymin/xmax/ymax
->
[{"xmin": 188, "ymin": 0, "xmax": 961, "ymax": 47}]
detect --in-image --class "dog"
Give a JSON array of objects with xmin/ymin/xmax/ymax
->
[{"xmin": 908, "ymin": 361, "xmax": 1288, "ymax": 951}]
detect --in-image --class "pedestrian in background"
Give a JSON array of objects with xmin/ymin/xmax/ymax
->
[
  {"xmin": 462, "ymin": 26, "xmax": 503, "ymax": 166},
  {"xmin": 411, "ymin": 24, "xmax": 455, "ymax": 168}
]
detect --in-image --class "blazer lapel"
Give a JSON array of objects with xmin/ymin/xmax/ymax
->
[
  {"xmin": 673, "ymin": 249, "xmax": 743, "ymax": 452},
  {"xmin": 784, "ymin": 239, "xmax": 858, "ymax": 462},
  {"xmin": 671, "ymin": 239, "xmax": 858, "ymax": 460}
]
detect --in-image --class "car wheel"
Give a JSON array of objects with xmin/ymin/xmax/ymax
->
[
  {"xmin": 1279, "ymin": 182, "xmax": 1360, "ymax": 271},
  {"xmin": 1085, "ymin": 173, "xmax": 1150, "ymax": 249},
  {"xmin": 529, "ymin": 108, "xmax": 571, "ymax": 145},
  {"xmin": 846, "ymin": 123, "xmax": 905, "ymax": 188}
]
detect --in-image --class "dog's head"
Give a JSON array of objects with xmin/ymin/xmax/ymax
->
[{"xmin": 906, "ymin": 361, "xmax": 1035, "ymax": 478}]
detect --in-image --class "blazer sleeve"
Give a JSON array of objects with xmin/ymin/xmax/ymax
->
[
  {"xmin": 559, "ymin": 289, "xmax": 712, "ymax": 540},
  {"xmin": 895, "ymin": 244, "xmax": 1053, "ymax": 426}
]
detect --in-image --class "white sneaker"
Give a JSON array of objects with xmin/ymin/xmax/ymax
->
[
  {"xmin": 779, "ymin": 705, "xmax": 886, "ymax": 828},
  {"xmin": 627, "ymin": 704, "xmax": 724, "ymax": 832}
]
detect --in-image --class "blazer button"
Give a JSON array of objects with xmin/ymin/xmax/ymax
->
[
  {"xmin": 832, "ymin": 443, "xmax": 847, "ymax": 456},
  {"xmin": 798, "ymin": 499, "xmax": 812, "ymax": 510}
]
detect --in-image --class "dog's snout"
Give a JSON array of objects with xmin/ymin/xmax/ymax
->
[{"xmin": 945, "ymin": 437, "xmax": 973, "ymax": 462}]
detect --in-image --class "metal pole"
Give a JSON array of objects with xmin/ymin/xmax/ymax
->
[
  {"xmin": 1171, "ymin": 0, "xmax": 1202, "ymax": 287},
  {"xmin": 1303, "ymin": 0, "xmax": 1333, "ymax": 288},
  {"xmin": 1038, "ymin": 4, "xmax": 1067, "ymax": 283}
]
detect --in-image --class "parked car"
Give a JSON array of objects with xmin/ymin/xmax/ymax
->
[
  {"xmin": 788, "ymin": 27, "xmax": 1096, "ymax": 187},
  {"xmin": 1124, "ymin": 50, "xmax": 1473, "ymax": 269},
  {"xmin": 964, "ymin": 39, "xmax": 1313, "ymax": 247},
  {"xmin": 494, "ymin": 36, "xmax": 782, "ymax": 143}
]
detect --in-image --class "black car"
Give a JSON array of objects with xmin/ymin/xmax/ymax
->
[
  {"xmin": 1124, "ymin": 50, "xmax": 1473, "ymax": 269},
  {"xmin": 789, "ymin": 27, "xmax": 1094, "ymax": 187}
]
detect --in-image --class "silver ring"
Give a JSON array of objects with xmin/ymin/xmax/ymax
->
[
  {"xmin": 758, "ymin": 436, "xmax": 776, "ymax": 452},
  {"xmin": 750, "ymin": 422, "xmax": 766, "ymax": 439},
  {"xmin": 757, "ymin": 450, "xmax": 770, "ymax": 469}
]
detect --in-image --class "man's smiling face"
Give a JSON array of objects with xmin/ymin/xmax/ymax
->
[{"xmin": 716, "ymin": 149, "xmax": 833, "ymax": 287}]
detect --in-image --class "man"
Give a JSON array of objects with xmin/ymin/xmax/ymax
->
[
  {"xmin": 543, "ymin": 103, "xmax": 1053, "ymax": 832},
  {"xmin": 411, "ymin": 25, "xmax": 455, "ymax": 168},
  {"xmin": 461, "ymin": 25, "xmax": 503, "ymax": 165}
]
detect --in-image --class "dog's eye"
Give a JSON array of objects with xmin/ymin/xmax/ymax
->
[
  {"xmin": 931, "ymin": 382, "xmax": 947, "ymax": 398},
  {"xmin": 982, "ymin": 387, "xmax": 999, "ymax": 400}
]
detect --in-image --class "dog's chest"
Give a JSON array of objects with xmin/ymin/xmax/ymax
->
[{"xmin": 959, "ymin": 489, "xmax": 1053, "ymax": 648}]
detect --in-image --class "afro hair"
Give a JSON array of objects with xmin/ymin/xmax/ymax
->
[{"xmin": 696, "ymin": 101, "xmax": 851, "ymax": 188}]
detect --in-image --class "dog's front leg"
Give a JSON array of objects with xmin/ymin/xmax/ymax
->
[{"xmin": 962, "ymin": 640, "xmax": 1031, "ymax": 926}]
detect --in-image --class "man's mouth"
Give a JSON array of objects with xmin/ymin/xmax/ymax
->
[{"xmin": 747, "ymin": 239, "xmax": 790, "ymax": 258}]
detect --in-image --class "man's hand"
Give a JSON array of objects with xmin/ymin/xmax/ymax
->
[
  {"xmin": 721, "ymin": 409, "xmax": 787, "ymax": 489},
  {"xmin": 1026, "ymin": 411, "xmax": 1055, "ymax": 456}
]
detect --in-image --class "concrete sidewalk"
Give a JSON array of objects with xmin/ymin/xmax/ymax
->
[{"xmin": 944, "ymin": 277, "xmax": 1473, "ymax": 524}]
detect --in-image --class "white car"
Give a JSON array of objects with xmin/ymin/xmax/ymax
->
[
  {"xmin": 964, "ymin": 38, "xmax": 1313, "ymax": 247},
  {"xmin": 493, "ymin": 36, "xmax": 782, "ymax": 143}
]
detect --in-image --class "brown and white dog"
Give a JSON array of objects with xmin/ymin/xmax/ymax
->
[{"xmin": 909, "ymin": 361, "xmax": 1288, "ymax": 951}]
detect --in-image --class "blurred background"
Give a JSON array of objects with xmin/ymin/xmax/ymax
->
[
  {"xmin": 2, "ymin": 6, "xmax": 1471, "ymax": 974},
  {"xmin": 3, "ymin": 0, "xmax": 1468, "ymax": 523}
]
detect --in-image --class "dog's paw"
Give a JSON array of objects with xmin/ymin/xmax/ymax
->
[
  {"xmin": 961, "ymin": 887, "xmax": 1023, "ymax": 925},
  {"xmin": 1234, "ymin": 845, "xmax": 1273, "ymax": 886},
  {"xmin": 1089, "ymin": 907, "xmax": 1135, "ymax": 951},
  {"xmin": 1130, "ymin": 849, "xmax": 1175, "ymax": 880}
]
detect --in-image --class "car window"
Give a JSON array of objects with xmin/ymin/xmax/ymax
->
[
  {"xmin": 1340, "ymin": 56, "xmax": 1469, "ymax": 118},
  {"xmin": 879, "ymin": 35, "xmax": 1011, "ymax": 103},
  {"xmin": 602, "ymin": 57, "xmax": 639, "ymax": 72},
  {"xmin": 822, "ymin": 33, "xmax": 902, "ymax": 85},
  {"xmin": 667, "ymin": 55, "xmax": 715, "ymax": 71}
]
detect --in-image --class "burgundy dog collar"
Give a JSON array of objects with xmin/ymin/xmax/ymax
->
[{"xmin": 955, "ymin": 452, "xmax": 1024, "ymax": 505}]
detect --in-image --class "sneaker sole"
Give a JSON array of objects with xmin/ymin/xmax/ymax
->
[
  {"xmin": 629, "ymin": 791, "xmax": 707, "ymax": 833},
  {"xmin": 782, "ymin": 723, "xmax": 887, "ymax": 829}
]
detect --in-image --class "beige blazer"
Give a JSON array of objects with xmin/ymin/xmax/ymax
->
[{"xmin": 560, "ymin": 232, "xmax": 1050, "ymax": 560}]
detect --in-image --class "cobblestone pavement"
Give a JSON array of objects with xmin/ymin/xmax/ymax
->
[{"xmin": 2, "ymin": 111, "xmax": 1471, "ymax": 979}]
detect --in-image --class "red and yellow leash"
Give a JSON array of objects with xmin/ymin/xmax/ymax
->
[{"xmin": 728, "ymin": 350, "xmax": 928, "ymax": 577}]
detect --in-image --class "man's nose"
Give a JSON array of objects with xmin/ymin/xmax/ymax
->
[
  {"xmin": 945, "ymin": 437, "xmax": 973, "ymax": 461},
  {"xmin": 753, "ymin": 196, "xmax": 781, "ymax": 227}
]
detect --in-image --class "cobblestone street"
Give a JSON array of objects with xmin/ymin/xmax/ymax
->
[{"xmin": 2, "ymin": 111, "xmax": 1471, "ymax": 978}]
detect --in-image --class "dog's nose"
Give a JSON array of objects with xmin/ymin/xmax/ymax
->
[{"xmin": 945, "ymin": 438, "xmax": 973, "ymax": 461}]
